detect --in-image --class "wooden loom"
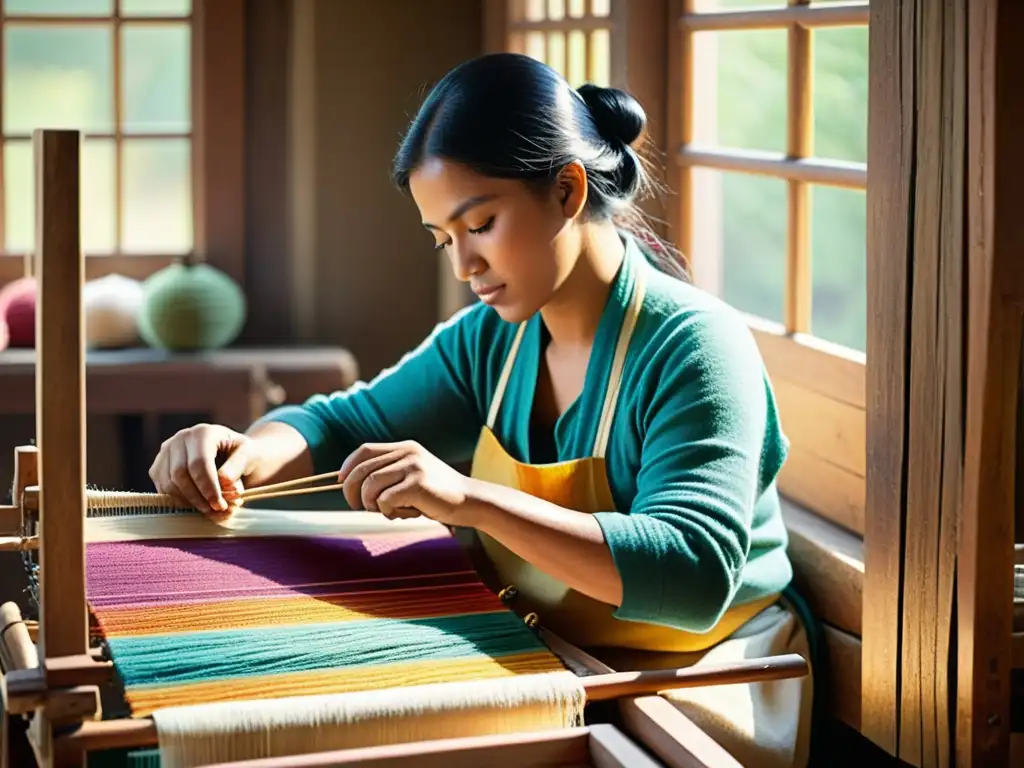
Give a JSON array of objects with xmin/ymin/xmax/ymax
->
[{"xmin": 0, "ymin": 130, "xmax": 809, "ymax": 768}]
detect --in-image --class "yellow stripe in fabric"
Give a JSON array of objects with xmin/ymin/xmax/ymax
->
[
  {"xmin": 125, "ymin": 651, "xmax": 566, "ymax": 717},
  {"xmin": 97, "ymin": 586, "xmax": 504, "ymax": 637}
]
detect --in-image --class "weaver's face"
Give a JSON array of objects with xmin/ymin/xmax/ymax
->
[{"xmin": 408, "ymin": 157, "xmax": 581, "ymax": 324}]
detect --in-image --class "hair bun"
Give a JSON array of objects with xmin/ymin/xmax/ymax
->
[{"xmin": 577, "ymin": 83, "xmax": 647, "ymax": 148}]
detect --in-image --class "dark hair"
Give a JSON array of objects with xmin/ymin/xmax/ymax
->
[{"xmin": 392, "ymin": 52, "xmax": 688, "ymax": 282}]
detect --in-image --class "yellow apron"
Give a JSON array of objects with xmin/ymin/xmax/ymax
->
[{"xmin": 466, "ymin": 271, "xmax": 814, "ymax": 767}]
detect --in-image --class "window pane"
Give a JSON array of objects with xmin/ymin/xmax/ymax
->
[
  {"xmin": 4, "ymin": 139, "xmax": 117, "ymax": 254},
  {"xmin": 4, "ymin": 25, "xmax": 114, "ymax": 135},
  {"xmin": 120, "ymin": 0, "xmax": 191, "ymax": 16},
  {"xmin": 567, "ymin": 30, "xmax": 587, "ymax": 87},
  {"xmin": 812, "ymin": 26, "xmax": 869, "ymax": 163},
  {"xmin": 691, "ymin": 169, "xmax": 787, "ymax": 324},
  {"xmin": 547, "ymin": 32, "xmax": 566, "ymax": 77},
  {"xmin": 589, "ymin": 29, "xmax": 610, "ymax": 86},
  {"xmin": 692, "ymin": 30, "xmax": 787, "ymax": 153},
  {"xmin": 5, "ymin": 0, "xmax": 112, "ymax": 15},
  {"xmin": 548, "ymin": 0, "xmax": 565, "ymax": 20},
  {"xmin": 590, "ymin": 0, "xmax": 610, "ymax": 16},
  {"xmin": 122, "ymin": 138, "xmax": 192, "ymax": 253},
  {"xmin": 568, "ymin": 0, "xmax": 586, "ymax": 18},
  {"xmin": 121, "ymin": 24, "xmax": 190, "ymax": 134},
  {"xmin": 525, "ymin": 0, "xmax": 546, "ymax": 21},
  {"xmin": 810, "ymin": 185, "xmax": 866, "ymax": 352}
]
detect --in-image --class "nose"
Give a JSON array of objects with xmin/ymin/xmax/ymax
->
[{"xmin": 450, "ymin": 241, "xmax": 486, "ymax": 283}]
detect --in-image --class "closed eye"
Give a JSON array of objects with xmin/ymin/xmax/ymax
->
[{"xmin": 469, "ymin": 216, "xmax": 495, "ymax": 235}]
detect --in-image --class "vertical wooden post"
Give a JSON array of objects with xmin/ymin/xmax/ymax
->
[
  {"xmin": 957, "ymin": 1, "xmax": 1024, "ymax": 764},
  {"xmin": 33, "ymin": 129, "xmax": 88, "ymax": 665}
]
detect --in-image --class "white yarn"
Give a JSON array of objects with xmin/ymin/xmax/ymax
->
[
  {"xmin": 83, "ymin": 273, "xmax": 144, "ymax": 348},
  {"xmin": 83, "ymin": 509, "xmax": 446, "ymax": 543},
  {"xmin": 151, "ymin": 670, "xmax": 586, "ymax": 768}
]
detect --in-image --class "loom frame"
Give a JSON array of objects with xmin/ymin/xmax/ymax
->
[{"xmin": 0, "ymin": 129, "xmax": 765, "ymax": 768}]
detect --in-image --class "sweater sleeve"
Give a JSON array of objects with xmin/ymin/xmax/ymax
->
[
  {"xmin": 257, "ymin": 305, "xmax": 487, "ymax": 477},
  {"xmin": 593, "ymin": 308, "xmax": 788, "ymax": 633}
]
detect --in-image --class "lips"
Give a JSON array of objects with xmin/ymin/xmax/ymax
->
[{"xmin": 473, "ymin": 284, "xmax": 505, "ymax": 305}]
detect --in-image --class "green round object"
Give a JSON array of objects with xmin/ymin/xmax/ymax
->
[{"xmin": 137, "ymin": 256, "xmax": 247, "ymax": 351}]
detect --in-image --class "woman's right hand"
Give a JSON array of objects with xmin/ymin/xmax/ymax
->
[{"xmin": 148, "ymin": 423, "xmax": 258, "ymax": 521}]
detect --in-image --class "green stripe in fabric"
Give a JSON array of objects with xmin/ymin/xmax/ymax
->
[{"xmin": 108, "ymin": 611, "xmax": 549, "ymax": 689}]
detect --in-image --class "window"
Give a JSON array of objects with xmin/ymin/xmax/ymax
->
[
  {"xmin": 0, "ymin": 0, "xmax": 244, "ymax": 289},
  {"xmin": 506, "ymin": 0, "xmax": 613, "ymax": 88},
  {"xmin": 674, "ymin": 0, "xmax": 869, "ymax": 534}
]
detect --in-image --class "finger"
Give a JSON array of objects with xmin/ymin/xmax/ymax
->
[
  {"xmin": 341, "ymin": 450, "xmax": 403, "ymax": 509},
  {"xmin": 187, "ymin": 431, "xmax": 226, "ymax": 512},
  {"xmin": 217, "ymin": 439, "xmax": 250, "ymax": 486},
  {"xmin": 168, "ymin": 440, "xmax": 212, "ymax": 514},
  {"xmin": 361, "ymin": 462, "xmax": 413, "ymax": 512},
  {"xmin": 376, "ymin": 476, "xmax": 421, "ymax": 519},
  {"xmin": 338, "ymin": 442, "xmax": 406, "ymax": 482}
]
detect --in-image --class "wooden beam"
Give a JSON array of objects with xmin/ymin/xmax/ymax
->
[
  {"xmin": 862, "ymin": 0, "xmax": 913, "ymax": 754},
  {"xmin": 957, "ymin": 0, "xmax": 1024, "ymax": 764},
  {"xmin": 33, "ymin": 130, "xmax": 88, "ymax": 665}
]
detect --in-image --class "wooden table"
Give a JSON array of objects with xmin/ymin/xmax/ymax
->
[
  {"xmin": 0, "ymin": 346, "xmax": 359, "ymax": 429},
  {"xmin": 0, "ymin": 346, "xmax": 360, "ymax": 491}
]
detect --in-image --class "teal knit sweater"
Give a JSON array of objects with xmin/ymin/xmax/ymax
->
[{"xmin": 261, "ymin": 236, "xmax": 793, "ymax": 634}]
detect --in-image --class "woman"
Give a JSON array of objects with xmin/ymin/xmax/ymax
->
[{"xmin": 149, "ymin": 53, "xmax": 814, "ymax": 767}]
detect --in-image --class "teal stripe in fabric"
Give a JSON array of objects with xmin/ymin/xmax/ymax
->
[{"xmin": 107, "ymin": 611, "xmax": 551, "ymax": 688}]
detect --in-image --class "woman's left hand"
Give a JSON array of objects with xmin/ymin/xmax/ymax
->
[{"xmin": 337, "ymin": 441, "xmax": 473, "ymax": 526}]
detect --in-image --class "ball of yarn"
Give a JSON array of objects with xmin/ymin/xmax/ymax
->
[
  {"xmin": 84, "ymin": 274, "xmax": 144, "ymax": 349},
  {"xmin": 0, "ymin": 317, "xmax": 8, "ymax": 352},
  {"xmin": 0, "ymin": 277, "xmax": 36, "ymax": 348},
  {"xmin": 137, "ymin": 256, "xmax": 247, "ymax": 351}
]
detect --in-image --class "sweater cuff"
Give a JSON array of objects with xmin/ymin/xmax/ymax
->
[
  {"xmin": 255, "ymin": 405, "xmax": 340, "ymax": 476},
  {"xmin": 593, "ymin": 510, "xmax": 666, "ymax": 625}
]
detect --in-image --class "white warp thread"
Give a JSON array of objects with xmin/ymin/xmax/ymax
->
[{"xmin": 152, "ymin": 670, "xmax": 586, "ymax": 768}]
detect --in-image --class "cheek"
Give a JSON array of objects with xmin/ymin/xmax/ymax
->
[{"xmin": 485, "ymin": 210, "xmax": 562, "ymax": 285}]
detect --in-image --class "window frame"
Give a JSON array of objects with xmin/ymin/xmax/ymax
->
[
  {"xmin": 0, "ymin": 0, "xmax": 245, "ymax": 290},
  {"xmin": 669, "ymin": 0, "xmax": 869, "ymax": 535}
]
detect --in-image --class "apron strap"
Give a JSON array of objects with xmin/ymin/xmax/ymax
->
[
  {"xmin": 485, "ymin": 321, "xmax": 529, "ymax": 430},
  {"xmin": 592, "ymin": 273, "xmax": 646, "ymax": 459}
]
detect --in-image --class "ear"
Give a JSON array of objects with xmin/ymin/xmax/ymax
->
[{"xmin": 554, "ymin": 161, "xmax": 588, "ymax": 220}]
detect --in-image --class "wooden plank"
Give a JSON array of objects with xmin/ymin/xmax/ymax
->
[
  {"xmin": 823, "ymin": 625, "xmax": 861, "ymax": 732},
  {"xmin": 956, "ymin": 0, "xmax": 1024, "ymax": 763},
  {"xmin": 862, "ymin": 0, "xmax": 912, "ymax": 754},
  {"xmin": 678, "ymin": 3, "xmax": 869, "ymax": 31},
  {"xmin": 33, "ymin": 130, "xmax": 88, "ymax": 663},
  {"xmin": 752, "ymin": 322, "xmax": 866, "ymax": 410},
  {"xmin": 782, "ymin": 500, "xmax": 863, "ymax": 636},
  {"xmin": 676, "ymin": 147, "xmax": 865, "ymax": 189},
  {"xmin": 777, "ymin": 448, "xmax": 864, "ymax": 536},
  {"xmin": 896, "ymin": 2, "xmax": 967, "ymax": 762},
  {"xmin": 773, "ymin": 378, "xmax": 865, "ymax": 478}
]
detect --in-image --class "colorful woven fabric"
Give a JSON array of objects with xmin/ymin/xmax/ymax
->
[{"xmin": 85, "ymin": 525, "xmax": 566, "ymax": 717}]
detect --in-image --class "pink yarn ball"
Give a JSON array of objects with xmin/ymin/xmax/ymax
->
[
  {"xmin": 0, "ymin": 277, "xmax": 36, "ymax": 348},
  {"xmin": 0, "ymin": 317, "xmax": 8, "ymax": 352}
]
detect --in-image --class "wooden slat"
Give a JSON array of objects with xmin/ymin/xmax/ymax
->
[
  {"xmin": 773, "ymin": 378, "xmax": 865, "ymax": 478},
  {"xmin": 34, "ymin": 130, "xmax": 89, "ymax": 662},
  {"xmin": 508, "ymin": 17, "xmax": 612, "ymax": 32},
  {"xmin": 823, "ymin": 624, "xmax": 862, "ymax": 732},
  {"xmin": 679, "ymin": 3, "xmax": 869, "ymax": 32},
  {"xmin": 785, "ymin": 0, "xmax": 812, "ymax": 334},
  {"xmin": 752, "ymin": 325, "xmax": 866, "ymax": 409},
  {"xmin": 778, "ymin": 448, "xmax": 864, "ymax": 536},
  {"xmin": 957, "ymin": 0, "xmax": 1024, "ymax": 763},
  {"xmin": 677, "ymin": 147, "xmax": 866, "ymax": 188},
  {"xmin": 782, "ymin": 500, "xmax": 863, "ymax": 637},
  {"xmin": 862, "ymin": 0, "xmax": 912, "ymax": 754}
]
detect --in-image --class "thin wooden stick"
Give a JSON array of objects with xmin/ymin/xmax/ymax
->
[
  {"xmin": 235, "ymin": 471, "xmax": 339, "ymax": 500},
  {"xmin": 238, "ymin": 484, "xmax": 344, "ymax": 505}
]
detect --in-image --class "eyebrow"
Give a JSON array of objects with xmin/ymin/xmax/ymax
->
[{"xmin": 423, "ymin": 194, "xmax": 497, "ymax": 230}]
